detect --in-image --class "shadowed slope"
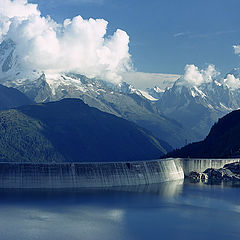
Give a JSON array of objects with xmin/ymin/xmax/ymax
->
[
  {"xmin": 0, "ymin": 98, "xmax": 167, "ymax": 163},
  {"xmin": 166, "ymin": 109, "xmax": 240, "ymax": 158},
  {"xmin": 0, "ymin": 84, "xmax": 32, "ymax": 110}
]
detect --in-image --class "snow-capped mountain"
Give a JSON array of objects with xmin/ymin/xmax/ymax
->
[
  {"xmin": 228, "ymin": 67, "xmax": 240, "ymax": 78},
  {"xmin": 151, "ymin": 76, "xmax": 240, "ymax": 142},
  {"xmin": 145, "ymin": 86, "xmax": 165, "ymax": 100},
  {"xmin": 0, "ymin": 39, "xmax": 197, "ymax": 149},
  {"xmin": 0, "ymin": 39, "xmax": 139, "ymax": 99},
  {"xmin": 3, "ymin": 38, "xmax": 240, "ymax": 147}
]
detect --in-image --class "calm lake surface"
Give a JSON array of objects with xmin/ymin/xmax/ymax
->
[{"xmin": 0, "ymin": 180, "xmax": 240, "ymax": 240}]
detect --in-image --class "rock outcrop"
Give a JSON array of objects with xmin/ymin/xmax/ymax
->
[{"xmin": 188, "ymin": 162, "xmax": 240, "ymax": 182}]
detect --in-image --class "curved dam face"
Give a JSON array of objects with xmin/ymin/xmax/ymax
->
[
  {"xmin": 0, "ymin": 159, "xmax": 184, "ymax": 188},
  {"xmin": 0, "ymin": 158, "xmax": 239, "ymax": 188}
]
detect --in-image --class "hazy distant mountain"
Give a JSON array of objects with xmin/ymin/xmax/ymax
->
[
  {"xmin": 121, "ymin": 72, "xmax": 180, "ymax": 90},
  {"xmin": 145, "ymin": 74, "xmax": 240, "ymax": 143},
  {"xmin": 0, "ymin": 98, "xmax": 169, "ymax": 163},
  {"xmin": 165, "ymin": 109, "xmax": 240, "ymax": 158},
  {"xmin": 0, "ymin": 39, "xmax": 195, "ymax": 149},
  {"xmin": 154, "ymin": 79, "xmax": 234, "ymax": 141}
]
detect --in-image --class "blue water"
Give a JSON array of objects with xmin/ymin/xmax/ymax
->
[{"xmin": 0, "ymin": 180, "xmax": 240, "ymax": 240}]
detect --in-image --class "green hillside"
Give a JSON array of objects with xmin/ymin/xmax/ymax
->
[
  {"xmin": 0, "ymin": 98, "xmax": 167, "ymax": 163},
  {"xmin": 166, "ymin": 109, "xmax": 240, "ymax": 158}
]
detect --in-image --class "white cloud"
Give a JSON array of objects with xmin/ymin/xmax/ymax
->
[
  {"xmin": 0, "ymin": 0, "xmax": 39, "ymax": 40},
  {"xmin": 0, "ymin": 0, "xmax": 132, "ymax": 83},
  {"xmin": 233, "ymin": 45, "xmax": 240, "ymax": 55},
  {"xmin": 180, "ymin": 64, "xmax": 219, "ymax": 87},
  {"xmin": 0, "ymin": 0, "xmax": 39, "ymax": 19},
  {"xmin": 223, "ymin": 74, "xmax": 240, "ymax": 90}
]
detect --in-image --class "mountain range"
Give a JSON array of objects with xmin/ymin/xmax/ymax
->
[
  {"xmin": 0, "ymin": 98, "xmax": 168, "ymax": 163},
  {"xmin": 0, "ymin": 39, "xmax": 194, "ymax": 149},
  {"xmin": 1, "ymin": 38, "xmax": 240, "ymax": 150},
  {"xmin": 151, "ymin": 78, "xmax": 239, "ymax": 142}
]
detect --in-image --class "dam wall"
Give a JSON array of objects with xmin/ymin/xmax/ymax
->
[
  {"xmin": 180, "ymin": 158, "xmax": 240, "ymax": 176},
  {"xmin": 0, "ymin": 159, "xmax": 184, "ymax": 188},
  {"xmin": 0, "ymin": 158, "xmax": 239, "ymax": 188}
]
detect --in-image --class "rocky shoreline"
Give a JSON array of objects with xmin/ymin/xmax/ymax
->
[{"xmin": 188, "ymin": 162, "xmax": 240, "ymax": 182}]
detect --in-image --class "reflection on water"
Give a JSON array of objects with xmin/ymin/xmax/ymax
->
[
  {"xmin": 113, "ymin": 179, "xmax": 184, "ymax": 197},
  {"xmin": 0, "ymin": 179, "xmax": 184, "ymax": 203},
  {"xmin": 0, "ymin": 180, "xmax": 240, "ymax": 240}
]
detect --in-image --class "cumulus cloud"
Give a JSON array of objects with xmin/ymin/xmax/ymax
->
[
  {"xmin": 223, "ymin": 74, "xmax": 240, "ymax": 90},
  {"xmin": 233, "ymin": 45, "xmax": 240, "ymax": 55},
  {"xmin": 0, "ymin": 0, "xmax": 132, "ymax": 82},
  {"xmin": 0, "ymin": 0, "xmax": 39, "ymax": 39},
  {"xmin": 180, "ymin": 64, "xmax": 219, "ymax": 86}
]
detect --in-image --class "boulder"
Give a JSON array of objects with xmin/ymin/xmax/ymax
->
[
  {"xmin": 188, "ymin": 171, "xmax": 208, "ymax": 181},
  {"xmin": 224, "ymin": 162, "xmax": 240, "ymax": 175},
  {"xmin": 188, "ymin": 162, "xmax": 240, "ymax": 182}
]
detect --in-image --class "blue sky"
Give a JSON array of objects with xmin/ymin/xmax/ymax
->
[{"xmin": 29, "ymin": 0, "xmax": 240, "ymax": 75}]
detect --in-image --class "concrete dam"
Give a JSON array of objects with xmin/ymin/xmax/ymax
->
[{"xmin": 0, "ymin": 158, "xmax": 239, "ymax": 188}]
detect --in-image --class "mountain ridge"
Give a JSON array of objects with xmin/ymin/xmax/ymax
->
[
  {"xmin": 165, "ymin": 109, "xmax": 240, "ymax": 158},
  {"xmin": 3, "ymin": 38, "xmax": 240, "ymax": 149},
  {"xmin": 146, "ymin": 74, "xmax": 240, "ymax": 142},
  {"xmin": 0, "ymin": 98, "xmax": 169, "ymax": 163},
  {"xmin": 0, "ymin": 39, "xmax": 194, "ymax": 148}
]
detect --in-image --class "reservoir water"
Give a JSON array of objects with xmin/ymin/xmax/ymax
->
[{"xmin": 0, "ymin": 180, "xmax": 240, "ymax": 240}]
